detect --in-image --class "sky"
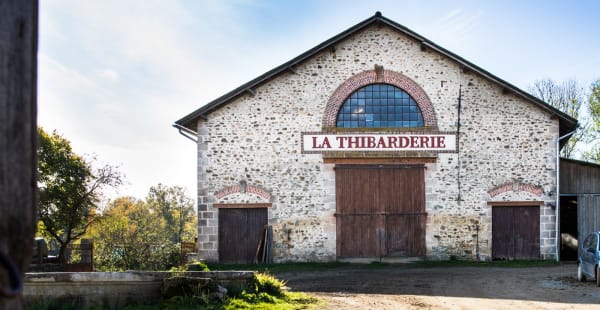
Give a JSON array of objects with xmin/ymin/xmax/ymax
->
[{"xmin": 38, "ymin": 0, "xmax": 600, "ymax": 202}]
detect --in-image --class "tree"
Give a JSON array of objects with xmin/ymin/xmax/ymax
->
[
  {"xmin": 88, "ymin": 186, "xmax": 196, "ymax": 271},
  {"xmin": 146, "ymin": 184, "xmax": 196, "ymax": 244},
  {"xmin": 529, "ymin": 79, "xmax": 587, "ymax": 158},
  {"xmin": 584, "ymin": 80, "xmax": 600, "ymax": 162},
  {"xmin": 89, "ymin": 197, "xmax": 169, "ymax": 270},
  {"xmin": 37, "ymin": 128, "xmax": 122, "ymax": 262}
]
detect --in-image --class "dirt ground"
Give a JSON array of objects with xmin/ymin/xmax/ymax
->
[{"xmin": 274, "ymin": 262, "xmax": 600, "ymax": 309}]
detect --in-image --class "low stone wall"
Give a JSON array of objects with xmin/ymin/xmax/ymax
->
[{"xmin": 24, "ymin": 271, "xmax": 254, "ymax": 309}]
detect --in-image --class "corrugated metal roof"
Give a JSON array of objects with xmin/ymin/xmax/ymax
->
[{"xmin": 174, "ymin": 12, "xmax": 578, "ymax": 136}]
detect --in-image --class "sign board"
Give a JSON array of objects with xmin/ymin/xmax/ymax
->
[{"xmin": 302, "ymin": 133, "xmax": 456, "ymax": 153}]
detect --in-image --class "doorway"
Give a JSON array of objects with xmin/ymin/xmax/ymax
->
[{"xmin": 335, "ymin": 165, "xmax": 426, "ymax": 258}]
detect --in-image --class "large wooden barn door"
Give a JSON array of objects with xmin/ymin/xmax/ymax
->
[
  {"xmin": 492, "ymin": 206, "xmax": 540, "ymax": 260},
  {"xmin": 219, "ymin": 208, "xmax": 267, "ymax": 263},
  {"xmin": 336, "ymin": 165, "xmax": 426, "ymax": 258}
]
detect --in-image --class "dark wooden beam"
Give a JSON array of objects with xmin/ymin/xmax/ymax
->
[
  {"xmin": 0, "ymin": 1, "xmax": 38, "ymax": 308},
  {"xmin": 324, "ymin": 157, "xmax": 437, "ymax": 164},
  {"xmin": 487, "ymin": 201, "xmax": 544, "ymax": 206}
]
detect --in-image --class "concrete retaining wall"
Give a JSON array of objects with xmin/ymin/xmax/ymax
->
[{"xmin": 24, "ymin": 271, "xmax": 254, "ymax": 309}]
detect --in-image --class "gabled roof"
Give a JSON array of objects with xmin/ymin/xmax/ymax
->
[{"xmin": 174, "ymin": 12, "xmax": 578, "ymax": 136}]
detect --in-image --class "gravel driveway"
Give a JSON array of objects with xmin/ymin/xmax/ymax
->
[{"xmin": 275, "ymin": 262, "xmax": 600, "ymax": 309}]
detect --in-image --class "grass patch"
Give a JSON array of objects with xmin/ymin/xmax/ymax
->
[
  {"xmin": 225, "ymin": 291, "xmax": 319, "ymax": 310},
  {"xmin": 409, "ymin": 259, "xmax": 560, "ymax": 268},
  {"xmin": 208, "ymin": 260, "xmax": 559, "ymax": 273},
  {"xmin": 224, "ymin": 273, "xmax": 319, "ymax": 309},
  {"xmin": 206, "ymin": 262, "xmax": 349, "ymax": 273}
]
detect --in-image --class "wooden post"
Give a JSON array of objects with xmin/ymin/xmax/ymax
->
[{"xmin": 0, "ymin": 1, "xmax": 38, "ymax": 309}]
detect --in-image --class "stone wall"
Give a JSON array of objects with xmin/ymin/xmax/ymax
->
[{"xmin": 194, "ymin": 24, "xmax": 559, "ymax": 262}]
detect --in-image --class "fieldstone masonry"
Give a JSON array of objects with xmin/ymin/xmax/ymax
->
[{"xmin": 193, "ymin": 22, "xmax": 560, "ymax": 262}]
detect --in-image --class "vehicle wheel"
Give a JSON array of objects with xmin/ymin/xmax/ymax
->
[
  {"xmin": 578, "ymin": 264, "xmax": 586, "ymax": 281},
  {"xmin": 596, "ymin": 266, "xmax": 600, "ymax": 287}
]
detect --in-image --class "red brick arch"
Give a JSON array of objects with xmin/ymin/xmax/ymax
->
[
  {"xmin": 322, "ymin": 70, "xmax": 437, "ymax": 128},
  {"xmin": 488, "ymin": 182, "xmax": 544, "ymax": 198},
  {"xmin": 214, "ymin": 183, "xmax": 272, "ymax": 201}
]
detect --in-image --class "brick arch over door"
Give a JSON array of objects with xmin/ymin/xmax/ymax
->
[{"xmin": 322, "ymin": 70, "xmax": 437, "ymax": 128}]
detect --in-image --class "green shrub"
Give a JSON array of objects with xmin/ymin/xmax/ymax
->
[
  {"xmin": 186, "ymin": 260, "xmax": 210, "ymax": 271},
  {"xmin": 248, "ymin": 273, "xmax": 286, "ymax": 297}
]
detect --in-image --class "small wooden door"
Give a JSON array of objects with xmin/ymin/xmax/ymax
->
[
  {"xmin": 492, "ymin": 206, "xmax": 540, "ymax": 260},
  {"xmin": 219, "ymin": 208, "xmax": 267, "ymax": 263},
  {"xmin": 336, "ymin": 165, "xmax": 426, "ymax": 258}
]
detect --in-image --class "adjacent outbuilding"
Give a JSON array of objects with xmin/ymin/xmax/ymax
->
[
  {"xmin": 175, "ymin": 12, "xmax": 577, "ymax": 263},
  {"xmin": 559, "ymin": 158, "xmax": 600, "ymax": 260}
]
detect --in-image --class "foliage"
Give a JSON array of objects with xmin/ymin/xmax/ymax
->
[
  {"xmin": 590, "ymin": 79, "xmax": 600, "ymax": 126},
  {"xmin": 529, "ymin": 78, "xmax": 600, "ymax": 161},
  {"xmin": 146, "ymin": 184, "xmax": 196, "ymax": 244},
  {"xmin": 88, "ymin": 197, "xmax": 176, "ymax": 270},
  {"xmin": 37, "ymin": 128, "xmax": 122, "ymax": 262},
  {"xmin": 169, "ymin": 260, "xmax": 210, "ymax": 272},
  {"xmin": 186, "ymin": 261, "xmax": 210, "ymax": 271},
  {"xmin": 88, "ymin": 186, "xmax": 196, "ymax": 271},
  {"xmin": 248, "ymin": 273, "xmax": 286, "ymax": 297},
  {"xmin": 583, "ymin": 79, "xmax": 600, "ymax": 162},
  {"xmin": 529, "ymin": 79, "xmax": 586, "ymax": 158}
]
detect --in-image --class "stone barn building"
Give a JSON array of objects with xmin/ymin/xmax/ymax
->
[{"xmin": 174, "ymin": 12, "xmax": 577, "ymax": 263}]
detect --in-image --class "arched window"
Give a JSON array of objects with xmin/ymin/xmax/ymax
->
[{"xmin": 336, "ymin": 84, "xmax": 424, "ymax": 128}]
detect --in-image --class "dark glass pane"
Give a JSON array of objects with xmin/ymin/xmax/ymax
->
[{"xmin": 336, "ymin": 83, "xmax": 424, "ymax": 128}]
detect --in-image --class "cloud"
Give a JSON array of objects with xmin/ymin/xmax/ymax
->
[
  {"xmin": 38, "ymin": 1, "xmax": 280, "ymax": 199},
  {"xmin": 431, "ymin": 8, "xmax": 485, "ymax": 47},
  {"xmin": 98, "ymin": 69, "xmax": 119, "ymax": 83}
]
